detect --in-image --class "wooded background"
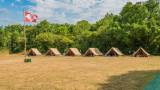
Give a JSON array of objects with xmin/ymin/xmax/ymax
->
[{"xmin": 0, "ymin": 0, "xmax": 160, "ymax": 55}]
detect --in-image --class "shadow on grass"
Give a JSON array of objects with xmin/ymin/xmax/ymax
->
[{"xmin": 98, "ymin": 70, "xmax": 160, "ymax": 90}]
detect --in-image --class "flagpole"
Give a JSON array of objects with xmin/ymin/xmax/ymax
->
[{"xmin": 23, "ymin": 9, "xmax": 27, "ymax": 60}]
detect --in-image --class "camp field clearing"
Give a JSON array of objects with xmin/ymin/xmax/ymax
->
[{"xmin": 0, "ymin": 55, "xmax": 160, "ymax": 90}]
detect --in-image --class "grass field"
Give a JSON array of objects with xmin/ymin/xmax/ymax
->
[{"xmin": 0, "ymin": 55, "xmax": 160, "ymax": 90}]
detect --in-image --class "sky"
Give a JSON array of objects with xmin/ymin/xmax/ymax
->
[{"xmin": 0, "ymin": 0, "xmax": 147, "ymax": 25}]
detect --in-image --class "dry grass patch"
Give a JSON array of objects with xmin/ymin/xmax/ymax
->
[{"xmin": 0, "ymin": 55, "xmax": 160, "ymax": 90}]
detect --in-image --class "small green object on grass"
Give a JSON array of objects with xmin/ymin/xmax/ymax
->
[{"xmin": 24, "ymin": 58, "xmax": 32, "ymax": 63}]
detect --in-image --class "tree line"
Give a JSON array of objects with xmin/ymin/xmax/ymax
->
[{"xmin": 0, "ymin": 0, "xmax": 160, "ymax": 55}]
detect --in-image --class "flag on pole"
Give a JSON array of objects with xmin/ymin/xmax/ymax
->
[
  {"xmin": 24, "ymin": 11, "xmax": 38, "ymax": 23},
  {"xmin": 24, "ymin": 11, "xmax": 32, "ymax": 22},
  {"xmin": 23, "ymin": 10, "xmax": 38, "ymax": 62},
  {"xmin": 32, "ymin": 14, "xmax": 38, "ymax": 23}
]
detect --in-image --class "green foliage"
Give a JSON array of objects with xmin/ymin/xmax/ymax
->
[
  {"xmin": 34, "ymin": 33, "xmax": 55, "ymax": 52},
  {"xmin": 34, "ymin": 33, "xmax": 74, "ymax": 53},
  {"xmin": 121, "ymin": 2, "xmax": 149, "ymax": 24},
  {"xmin": 10, "ymin": 31, "xmax": 24, "ymax": 53},
  {"xmin": 0, "ymin": 0, "xmax": 160, "ymax": 55},
  {"xmin": 73, "ymin": 20, "xmax": 91, "ymax": 34}
]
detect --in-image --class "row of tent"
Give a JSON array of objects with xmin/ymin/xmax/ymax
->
[{"xmin": 27, "ymin": 47, "xmax": 150, "ymax": 57}]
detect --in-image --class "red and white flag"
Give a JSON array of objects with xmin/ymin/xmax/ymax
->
[
  {"xmin": 24, "ymin": 11, "xmax": 38, "ymax": 23},
  {"xmin": 24, "ymin": 11, "xmax": 32, "ymax": 22},
  {"xmin": 32, "ymin": 14, "xmax": 38, "ymax": 23}
]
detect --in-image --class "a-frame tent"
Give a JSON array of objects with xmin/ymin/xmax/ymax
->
[
  {"xmin": 84, "ymin": 48, "xmax": 103, "ymax": 56},
  {"xmin": 65, "ymin": 48, "xmax": 81, "ymax": 56},
  {"xmin": 46, "ymin": 48, "xmax": 61, "ymax": 56},
  {"xmin": 28, "ymin": 48, "xmax": 42, "ymax": 56},
  {"xmin": 133, "ymin": 47, "xmax": 150, "ymax": 57},
  {"xmin": 105, "ymin": 47, "xmax": 124, "ymax": 56}
]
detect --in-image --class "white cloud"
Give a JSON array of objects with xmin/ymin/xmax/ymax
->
[{"xmin": 30, "ymin": 0, "xmax": 147, "ymax": 24}]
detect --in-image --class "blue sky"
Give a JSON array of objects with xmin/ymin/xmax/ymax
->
[{"xmin": 0, "ymin": 0, "xmax": 147, "ymax": 25}]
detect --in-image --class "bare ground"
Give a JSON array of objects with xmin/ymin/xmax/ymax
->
[{"xmin": 0, "ymin": 55, "xmax": 160, "ymax": 90}]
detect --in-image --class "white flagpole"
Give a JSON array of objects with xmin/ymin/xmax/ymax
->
[{"xmin": 23, "ymin": 9, "xmax": 27, "ymax": 60}]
